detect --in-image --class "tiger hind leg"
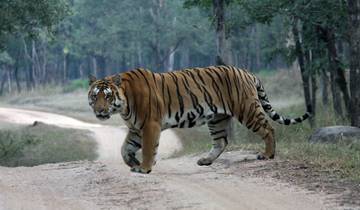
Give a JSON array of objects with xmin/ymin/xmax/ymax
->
[
  {"xmin": 243, "ymin": 102, "xmax": 275, "ymax": 160},
  {"xmin": 121, "ymin": 128, "xmax": 142, "ymax": 167},
  {"xmin": 197, "ymin": 114, "xmax": 231, "ymax": 166},
  {"xmin": 255, "ymin": 120, "xmax": 275, "ymax": 160}
]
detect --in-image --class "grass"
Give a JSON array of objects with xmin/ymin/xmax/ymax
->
[
  {"xmin": 63, "ymin": 79, "xmax": 89, "ymax": 93},
  {"xmin": 176, "ymin": 103, "xmax": 360, "ymax": 181},
  {"xmin": 0, "ymin": 84, "xmax": 123, "ymax": 125},
  {"xmin": 234, "ymin": 104, "xmax": 360, "ymax": 180},
  {"xmin": 256, "ymin": 68, "xmax": 277, "ymax": 77},
  {"xmin": 0, "ymin": 122, "xmax": 97, "ymax": 167},
  {"xmin": 176, "ymin": 69, "xmax": 360, "ymax": 181}
]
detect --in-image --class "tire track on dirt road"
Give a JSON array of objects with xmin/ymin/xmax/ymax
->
[{"xmin": 0, "ymin": 108, "xmax": 338, "ymax": 210}]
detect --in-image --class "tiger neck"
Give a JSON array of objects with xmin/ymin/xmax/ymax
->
[{"xmin": 116, "ymin": 81, "xmax": 129, "ymax": 117}]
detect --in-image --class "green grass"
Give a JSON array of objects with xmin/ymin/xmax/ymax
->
[
  {"xmin": 0, "ymin": 123, "xmax": 97, "ymax": 167},
  {"xmin": 176, "ymin": 103, "xmax": 360, "ymax": 181},
  {"xmin": 176, "ymin": 69, "xmax": 360, "ymax": 181},
  {"xmin": 63, "ymin": 79, "xmax": 89, "ymax": 93},
  {"xmin": 256, "ymin": 68, "xmax": 277, "ymax": 77}
]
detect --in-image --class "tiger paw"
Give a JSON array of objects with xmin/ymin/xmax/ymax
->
[
  {"xmin": 257, "ymin": 153, "xmax": 275, "ymax": 160},
  {"xmin": 131, "ymin": 166, "xmax": 152, "ymax": 174},
  {"xmin": 197, "ymin": 157, "xmax": 213, "ymax": 166}
]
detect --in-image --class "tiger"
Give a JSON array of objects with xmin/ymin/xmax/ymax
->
[{"xmin": 88, "ymin": 65, "xmax": 311, "ymax": 174}]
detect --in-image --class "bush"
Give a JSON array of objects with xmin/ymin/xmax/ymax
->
[
  {"xmin": 63, "ymin": 79, "xmax": 89, "ymax": 93},
  {"xmin": 0, "ymin": 123, "xmax": 97, "ymax": 167}
]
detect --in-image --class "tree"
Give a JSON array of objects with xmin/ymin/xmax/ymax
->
[
  {"xmin": 0, "ymin": 0, "xmax": 70, "ymax": 48},
  {"xmin": 237, "ymin": 0, "xmax": 355, "ymax": 124},
  {"xmin": 0, "ymin": 0, "xmax": 70, "ymax": 93},
  {"xmin": 0, "ymin": 51, "xmax": 14, "ymax": 94},
  {"xmin": 184, "ymin": 0, "xmax": 234, "ymax": 65},
  {"xmin": 348, "ymin": 0, "xmax": 360, "ymax": 127}
]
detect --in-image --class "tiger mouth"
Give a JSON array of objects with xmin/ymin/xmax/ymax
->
[{"xmin": 96, "ymin": 114, "xmax": 111, "ymax": 120}]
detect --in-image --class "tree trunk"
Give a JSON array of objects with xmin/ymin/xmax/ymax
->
[
  {"xmin": 79, "ymin": 62, "xmax": 84, "ymax": 78},
  {"xmin": 255, "ymin": 25, "xmax": 261, "ymax": 70},
  {"xmin": 29, "ymin": 62, "xmax": 36, "ymax": 89},
  {"xmin": 14, "ymin": 55, "xmax": 21, "ymax": 93},
  {"xmin": 31, "ymin": 40, "xmax": 41, "ymax": 85},
  {"xmin": 292, "ymin": 20, "xmax": 313, "ymax": 127},
  {"xmin": 320, "ymin": 69, "xmax": 329, "ymax": 107},
  {"xmin": 137, "ymin": 42, "xmax": 143, "ymax": 67},
  {"xmin": 149, "ymin": 1, "xmax": 163, "ymax": 70},
  {"xmin": 213, "ymin": 0, "xmax": 236, "ymax": 138},
  {"xmin": 348, "ymin": 0, "xmax": 360, "ymax": 126},
  {"xmin": 92, "ymin": 56, "xmax": 97, "ymax": 76},
  {"xmin": 22, "ymin": 38, "xmax": 35, "ymax": 89},
  {"xmin": 304, "ymin": 50, "xmax": 317, "ymax": 127},
  {"xmin": 310, "ymin": 72, "xmax": 317, "ymax": 117},
  {"xmin": 41, "ymin": 41, "xmax": 48, "ymax": 84},
  {"xmin": 63, "ymin": 53, "xmax": 68, "ymax": 84},
  {"xmin": 6, "ymin": 68, "xmax": 11, "ymax": 93},
  {"xmin": 0, "ymin": 68, "xmax": 7, "ymax": 95},
  {"xmin": 330, "ymin": 70, "xmax": 344, "ymax": 117},
  {"xmin": 95, "ymin": 55, "xmax": 107, "ymax": 78},
  {"xmin": 180, "ymin": 48, "xmax": 190, "ymax": 68},
  {"xmin": 166, "ymin": 46, "xmax": 176, "ymax": 71},
  {"xmin": 213, "ymin": 0, "xmax": 226, "ymax": 65},
  {"xmin": 321, "ymin": 27, "xmax": 351, "ymax": 116}
]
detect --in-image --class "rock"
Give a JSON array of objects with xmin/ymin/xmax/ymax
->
[
  {"xmin": 309, "ymin": 126, "xmax": 360, "ymax": 143},
  {"xmin": 30, "ymin": 121, "xmax": 45, "ymax": 127}
]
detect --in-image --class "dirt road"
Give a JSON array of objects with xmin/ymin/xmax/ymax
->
[{"xmin": 0, "ymin": 108, "xmax": 337, "ymax": 210}]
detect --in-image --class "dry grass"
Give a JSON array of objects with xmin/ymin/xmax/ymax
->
[
  {"xmin": 0, "ymin": 122, "xmax": 97, "ymax": 167},
  {"xmin": 0, "ymin": 84, "xmax": 123, "ymax": 125},
  {"xmin": 176, "ymin": 69, "xmax": 360, "ymax": 181}
]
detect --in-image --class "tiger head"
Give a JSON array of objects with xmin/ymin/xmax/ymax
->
[{"xmin": 88, "ymin": 74, "xmax": 126, "ymax": 121}]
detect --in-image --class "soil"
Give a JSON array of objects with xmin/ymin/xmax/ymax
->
[{"xmin": 0, "ymin": 108, "xmax": 358, "ymax": 210}]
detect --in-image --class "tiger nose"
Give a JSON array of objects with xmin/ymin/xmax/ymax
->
[{"xmin": 98, "ymin": 108, "xmax": 105, "ymax": 113}]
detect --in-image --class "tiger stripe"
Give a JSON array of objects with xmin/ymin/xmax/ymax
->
[{"xmin": 88, "ymin": 65, "xmax": 312, "ymax": 173}]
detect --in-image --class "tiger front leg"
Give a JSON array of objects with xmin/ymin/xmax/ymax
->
[
  {"xmin": 131, "ymin": 121, "xmax": 160, "ymax": 174},
  {"xmin": 121, "ymin": 129, "xmax": 142, "ymax": 167}
]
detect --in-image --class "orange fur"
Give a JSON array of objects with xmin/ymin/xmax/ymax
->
[{"xmin": 88, "ymin": 65, "xmax": 310, "ymax": 173}]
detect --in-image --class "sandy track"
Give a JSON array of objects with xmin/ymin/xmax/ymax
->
[
  {"xmin": 0, "ymin": 108, "xmax": 337, "ymax": 210},
  {"xmin": 0, "ymin": 107, "xmax": 182, "ymax": 160}
]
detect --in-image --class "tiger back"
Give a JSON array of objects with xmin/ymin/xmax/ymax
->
[{"xmin": 88, "ymin": 65, "xmax": 311, "ymax": 174}]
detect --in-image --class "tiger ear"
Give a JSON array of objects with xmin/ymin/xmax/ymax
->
[
  {"xmin": 88, "ymin": 75, "xmax": 97, "ymax": 86},
  {"xmin": 112, "ymin": 74, "xmax": 121, "ymax": 86}
]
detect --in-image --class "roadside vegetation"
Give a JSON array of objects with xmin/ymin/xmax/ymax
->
[
  {"xmin": 1, "ymin": 69, "xmax": 360, "ymax": 180},
  {"xmin": 0, "ymin": 122, "xmax": 97, "ymax": 167},
  {"xmin": 176, "ymin": 69, "xmax": 360, "ymax": 181},
  {"xmin": 0, "ymin": 80, "xmax": 123, "ymax": 125}
]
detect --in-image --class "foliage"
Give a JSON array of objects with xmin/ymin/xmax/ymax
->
[
  {"xmin": 0, "ymin": 0, "xmax": 357, "ymax": 123},
  {"xmin": 0, "ymin": 124, "xmax": 97, "ymax": 167},
  {"xmin": 0, "ymin": 51, "xmax": 14, "ymax": 65},
  {"xmin": 0, "ymin": 0, "xmax": 296, "ymax": 94},
  {"xmin": 0, "ymin": 0, "xmax": 70, "ymax": 48},
  {"xmin": 63, "ymin": 79, "xmax": 88, "ymax": 93},
  {"xmin": 237, "ymin": 0, "xmax": 349, "ymax": 66}
]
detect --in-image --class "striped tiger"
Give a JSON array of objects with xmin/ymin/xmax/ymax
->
[{"xmin": 88, "ymin": 65, "xmax": 311, "ymax": 174}]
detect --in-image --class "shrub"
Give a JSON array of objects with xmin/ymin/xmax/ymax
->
[
  {"xmin": 0, "ymin": 124, "xmax": 97, "ymax": 167},
  {"xmin": 63, "ymin": 79, "xmax": 89, "ymax": 93}
]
